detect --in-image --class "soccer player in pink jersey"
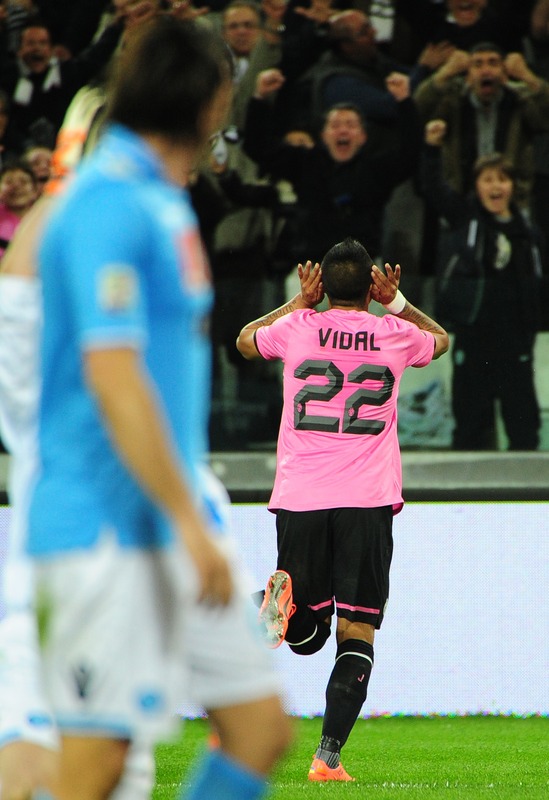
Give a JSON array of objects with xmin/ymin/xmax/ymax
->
[{"xmin": 237, "ymin": 237, "xmax": 449, "ymax": 782}]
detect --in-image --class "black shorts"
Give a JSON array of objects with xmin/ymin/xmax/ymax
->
[{"xmin": 276, "ymin": 506, "xmax": 393, "ymax": 629}]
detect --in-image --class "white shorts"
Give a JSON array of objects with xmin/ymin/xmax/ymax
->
[
  {"xmin": 36, "ymin": 530, "xmax": 194, "ymax": 743},
  {"xmin": 186, "ymin": 550, "xmax": 280, "ymax": 711},
  {"xmin": 36, "ymin": 530, "xmax": 281, "ymax": 743}
]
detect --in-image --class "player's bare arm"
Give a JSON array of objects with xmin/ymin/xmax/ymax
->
[
  {"xmin": 236, "ymin": 260, "xmax": 322, "ymax": 359},
  {"xmin": 372, "ymin": 263, "xmax": 449, "ymax": 359},
  {"xmin": 398, "ymin": 304, "xmax": 449, "ymax": 359},
  {"xmin": 84, "ymin": 347, "xmax": 233, "ymax": 605}
]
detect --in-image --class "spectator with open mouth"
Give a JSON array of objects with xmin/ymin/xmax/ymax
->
[
  {"xmin": 414, "ymin": 40, "xmax": 549, "ymax": 206},
  {"xmin": 242, "ymin": 66, "xmax": 420, "ymax": 265},
  {"xmin": 413, "ymin": 39, "xmax": 549, "ymax": 280},
  {"xmin": 0, "ymin": 161, "xmax": 37, "ymax": 259},
  {"xmin": 421, "ymin": 119, "xmax": 544, "ymax": 450},
  {"xmin": 22, "ymin": 143, "xmax": 53, "ymax": 196}
]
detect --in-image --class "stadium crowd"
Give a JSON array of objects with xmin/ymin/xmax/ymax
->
[{"xmin": 0, "ymin": 0, "xmax": 548, "ymax": 451}]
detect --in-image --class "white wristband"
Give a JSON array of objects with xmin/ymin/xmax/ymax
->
[{"xmin": 383, "ymin": 290, "xmax": 406, "ymax": 315}]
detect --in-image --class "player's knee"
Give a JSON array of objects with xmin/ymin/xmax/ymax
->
[
  {"xmin": 58, "ymin": 736, "xmax": 129, "ymax": 798},
  {"xmin": 258, "ymin": 700, "xmax": 293, "ymax": 759},
  {"xmin": 212, "ymin": 695, "xmax": 292, "ymax": 773},
  {"xmin": 288, "ymin": 620, "xmax": 331, "ymax": 655}
]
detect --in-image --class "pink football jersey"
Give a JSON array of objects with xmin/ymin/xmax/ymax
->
[{"xmin": 255, "ymin": 308, "xmax": 435, "ymax": 512}]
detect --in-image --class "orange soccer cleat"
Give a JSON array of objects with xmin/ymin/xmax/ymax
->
[
  {"xmin": 308, "ymin": 757, "xmax": 356, "ymax": 782},
  {"xmin": 258, "ymin": 570, "xmax": 296, "ymax": 649}
]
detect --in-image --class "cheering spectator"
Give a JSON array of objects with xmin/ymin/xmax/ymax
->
[
  {"xmin": 275, "ymin": 7, "xmax": 429, "ymax": 142},
  {"xmin": 205, "ymin": 0, "xmax": 289, "ymax": 446},
  {"xmin": 422, "ymin": 119, "xmax": 544, "ymax": 450},
  {"xmin": 243, "ymin": 67, "xmax": 420, "ymax": 264},
  {"xmin": 414, "ymin": 40, "xmax": 549, "ymax": 274},
  {"xmin": 414, "ymin": 41, "xmax": 549, "ymax": 207},
  {"xmin": 221, "ymin": 0, "xmax": 286, "ymax": 129},
  {"xmin": 0, "ymin": 16, "xmax": 123, "ymax": 148},
  {"xmin": 0, "ymin": 160, "xmax": 37, "ymax": 258},
  {"xmin": 22, "ymin": 142, "xmax": 51, "ymax": 194}
]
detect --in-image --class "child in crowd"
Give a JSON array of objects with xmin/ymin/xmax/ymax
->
[
  {"xmin": 422, "ymin": 119, "xmax": 544, "ymax": 450},
  {"xmin": 0, "ymin": 162, "xmax": 37, "ymax": 258}
]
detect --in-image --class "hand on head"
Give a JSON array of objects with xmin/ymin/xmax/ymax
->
[
  {"xmin": 370, "ymin": 263, "xmax": 400, "ymax": 306},
  {"xmin": 298, "ymin": 260, "xmax": 324, "ymax": 307}
]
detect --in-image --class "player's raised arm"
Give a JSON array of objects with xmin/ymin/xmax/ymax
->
[{"xmin": 236, "ymin": 260, "xmax": 322, "ymax": 359}]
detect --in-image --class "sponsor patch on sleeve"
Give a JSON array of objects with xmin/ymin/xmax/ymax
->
[{"xmin": 97, "ymin": 264, "xmax": 139, "ymax": 312}]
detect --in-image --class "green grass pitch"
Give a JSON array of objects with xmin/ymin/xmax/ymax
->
[{"xmin": 153, "ymin": 715, "xmax": 548, "ymax": 799}]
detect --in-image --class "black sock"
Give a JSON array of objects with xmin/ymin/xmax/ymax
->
[
  {"xmin": 314, "ymin": 735, "xmax": 341, "ymax": 768},
  {"xmin": 286, "ymin": 616, "xmax": 331, "ymax": 655},
  {"xmin": 321, "ymin": 639, "xmax": 374, "ymax": 749}
]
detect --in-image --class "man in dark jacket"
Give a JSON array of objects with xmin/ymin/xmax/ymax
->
[
  {"xmin": 0, "ymin": 18, "xmax": 122, "ymax": 148},
  {"xmin": 276, "ymin": 8, "xmax": 429, "ymax": 148},
  {"xmin": 414, "ymin": 41, "xmax": 549, "ymax": 207},
  {"xmin": 243, "ymin": 67, "xmax": 420, "ymax": 264}
]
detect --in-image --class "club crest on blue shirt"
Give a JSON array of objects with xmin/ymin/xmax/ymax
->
[{"xmin": 98, "ymin": 264, "xmax": 139, "ymax": 312}]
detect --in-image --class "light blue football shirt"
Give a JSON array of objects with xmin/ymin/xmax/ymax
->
[{"xmin": 28, "ymin": 125, "xmax": 215, "ymax": 555}]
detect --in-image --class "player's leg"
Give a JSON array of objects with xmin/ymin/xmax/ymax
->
[
  {"xmin": 0, "ymin": 607, "xmax": 154, "ymax": 800},
  {"xmin": 183, "ymin": 621, "xmax": 292, "ymax": 800},
  {"xmin": 261, "ymin": 509, "xmax": 333, "ymax": 653},
  {"xmin": 309, "ymin": 506, "xmax": 393, "ymax": 782},
  {"xmin": 51, "ymin": 736, "xmax": 130, "ymax": 800},
  {"xmin": 182, "ymin": 695, "xmax": 291, "ymax": 800},
  {"xmin": 0, "ymin": 713, "xmax": 152, "ymax": 800},
  {"xmin": 0, "ymin": 720, "xmax": 153, "ymax": 800},
  {"xmin": 0, "ymin": 741, "xmax": 58, "ymax": 800},
  {"xmin": 183, "ymin": 541, "xmax": 292, "ymax": 798},
  {"xmin": 208, "ymin": 696, "xmax": 291, "ymax": 774},
  {"xmin": 309, "ymin": 619, "xmax": 375, "ymax": 783},
  {"xmin": 36, "ymin": 537, "xmax": 188, "ymax": 800}
]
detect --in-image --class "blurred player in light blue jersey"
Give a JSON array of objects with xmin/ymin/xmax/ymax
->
[
  {"xmin": 0, "ymin": 82, "xmax": 156, "ymax": 800},
  {"xmin": 25, "ymin": 16, "xmax": 290, "ymax": 800}
]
